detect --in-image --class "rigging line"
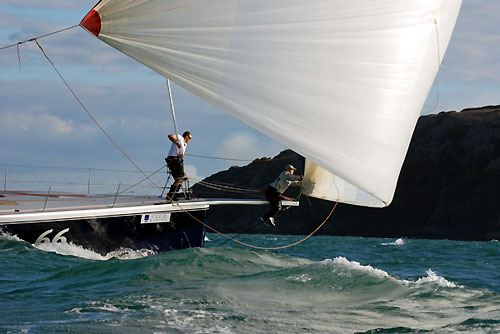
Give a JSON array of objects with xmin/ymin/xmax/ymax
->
[
  {"xmin": 196, "ymin": 178, "xmax": 260, "ymax": 189},
  {"xmin": 118, "ymin": 165, "xmax": 167, "ymax": 195},
  {"xmin": 0, "ymin": 25, "xmax": 79, "ymax": 51},
  {"xmin": 34, "ymin": 40, "xmax": 162, "ymax": 193},
  {"xmin": 425, "ymin": 18, "xmax": 443, "ymax": 114},
  {"xmin": 191, "ymin": 178, "xmax": 262, "ymax": 193},
  {"xmin": 194, "ymin": 182, "xmax": 249, "ymax": 193},
  {"xmin": 16, "ymin": 44, "xmax": 21, "ymax": 72},
  {"xmin": 86, "ymin": 165, "xmax": 168, "ymax": 199},
  {"xmin": 195, "ymin": 183, "xmax": 262, "ymax": 196},
  {"xmin": 185, "ymin": 153, "xmax": 295, "ymax": 162},
  {"xmin": 185, "ymin": 154, "xmax": 254, "ymax": 162},
  {"xmin": 0, "ymin": 163, "xmax": 159, "ymax": 173},
  {"xmin": 194, "ymin": 183, "xmax": 262, "ymax": 196},
  {"xmin": 196, "ymin": 201, "xmax": 339, "ymax": 250},
  {"xmin": 165, "ymin": 168, "xmax": 334, "ymax": 249}
]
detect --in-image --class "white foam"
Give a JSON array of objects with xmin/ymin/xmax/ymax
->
[
  {"xmin": 107, "ymin": 247, "xmax": 157, "ymax": 260},
  {"xmin": 328, "ymin": 256, "xmax": 390, "ymax": 279},
  {"xmin": 34, "ymin": 242, "xmax": 156, "ymax": 260},
  {"xmin": 287, "ymin": 273, "xmax": 312, "ymax": 283},
  {"xmin": 325, "ymin": 257, "xmax": 462, "ymax": 289},
  {"xmin": 161, "ymin": 308, "xmax": 234, "ymax": 334},
  {"xmin": 415, "ymin": 269, "xmax": 461, "ymax": 288},
  {"xmin": 68, "ymin": 301, "xmax": 134, "ymax": 314},
  {"xmin": 0, "ymin": 230, "xmax": 23, "ymax": 242},
  {"xmin": 381, "ymin": 238, "xmax": 405, "ymax": 246},
  {"xmin": 66, "ymin": 308, "xmax": 82, "ymax": 314},
  {"xmin": 91, "ymin": 303, "xmax": 125, "ymax": 313}
]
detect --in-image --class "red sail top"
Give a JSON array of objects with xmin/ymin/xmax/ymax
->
[{"xmin": 80, "ymin": 9, "xmax": 101, "ymax": 37}]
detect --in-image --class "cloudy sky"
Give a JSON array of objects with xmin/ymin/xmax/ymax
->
[{"xmin": 1, "ymin": 1, "xmax": 499, "ymax": 184}]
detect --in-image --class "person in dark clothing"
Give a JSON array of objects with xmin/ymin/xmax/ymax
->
[
  {"xmin": 165, "ymin": 131, "xmax": 192, "ymax": 199},
  {"xmin": 260, "ymin": 164, "xmax": 303, "ymax": 226}
]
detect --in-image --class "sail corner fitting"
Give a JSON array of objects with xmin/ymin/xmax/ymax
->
[
  {"xmin": 80, "ymin": 9, "xmax": 101, "ymax": 37},
  {"xmin": 432, "ymin": 10, "xmax": 441, "ymax": 24}
]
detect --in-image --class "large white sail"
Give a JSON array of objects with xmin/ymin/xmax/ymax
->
[{"xmin": 81, "ymin": 0, "xmax": 462, "ymax": 207}]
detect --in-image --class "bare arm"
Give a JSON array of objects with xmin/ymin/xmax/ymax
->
[{"xmin": 168, "ymin": 134, "xmax": 181, "ymax": 148}]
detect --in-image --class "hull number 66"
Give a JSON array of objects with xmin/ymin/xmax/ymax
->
[{"xmin": 34, "ymin": 228, "xmax": 70, "ymax": 245}]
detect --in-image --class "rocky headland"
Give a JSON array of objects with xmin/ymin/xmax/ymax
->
[{"xmin": 192, "ymin": 105, "xmax": 500, "ymax": 241}]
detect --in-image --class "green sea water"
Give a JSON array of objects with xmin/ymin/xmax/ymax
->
[{"xmin": 1, "ymin": 233, "xmax": 499, "ymax": 333}]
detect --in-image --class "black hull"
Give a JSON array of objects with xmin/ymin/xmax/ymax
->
[{"xmin": 2, "ymin": 210, "xmax": 206, "ymax": 255}]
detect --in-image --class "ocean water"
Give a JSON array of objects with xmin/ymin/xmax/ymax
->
[{"xmin": 1, "ymin": 233, "xmax": 500, "ymax": 334}]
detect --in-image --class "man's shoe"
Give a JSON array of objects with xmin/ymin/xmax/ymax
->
[{"xmin": 260, "ymin": 217, "xmax": 275, "ymax": 227}]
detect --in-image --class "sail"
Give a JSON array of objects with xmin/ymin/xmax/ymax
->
[
  {"xmin": 81, "ymin": 0, "xmax": 462, "ymax": 207},
  {"xmin": 302, "ymin": 159, "xmax": 386, "ymax": 207}
]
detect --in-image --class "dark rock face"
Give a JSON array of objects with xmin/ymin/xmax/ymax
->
[{"xmin": 192, "ymin": 106, "xmax": 500, "ymax": 241}]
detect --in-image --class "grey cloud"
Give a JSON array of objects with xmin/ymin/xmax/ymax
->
[{"xmin": 0, "ymin": 0, "xmax": 95, "ymax": 10}]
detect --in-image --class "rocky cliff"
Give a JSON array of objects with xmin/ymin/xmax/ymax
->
[{"xmin": 192, "ymin": 106, "xmax": 500, "ymax": 241}]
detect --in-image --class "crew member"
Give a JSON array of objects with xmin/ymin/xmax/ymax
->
[
  {"xmin": 165, "ymin": 131, "xmax": 192, "ymax": 199},
  {"xmin": 261, "ymin": 164, "xmax": 303, "ymax": 226}
]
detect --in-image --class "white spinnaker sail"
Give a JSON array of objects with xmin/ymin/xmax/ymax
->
[
  {"xmin": 81, "ymin": 0, "xmax": 462, "ymax": 207},
  {"xmin": 302, "ymin": 159, "xmax": 387, "ymax": 207}
]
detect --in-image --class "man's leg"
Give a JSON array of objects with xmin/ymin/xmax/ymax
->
[
  {"xmin": 264, "ymin": 199, "xmax": 280, "ymax": 219},
  {"xmin": 262, "ymin": 187, "xmax": 281, "ymax": 220},
  {"xmin": 167, "ymin": 179, "xmax": 181, "ymax": 199},
  {"xmin": 166, "ymin": 158, "xmax": 184, "ymax": 199}
]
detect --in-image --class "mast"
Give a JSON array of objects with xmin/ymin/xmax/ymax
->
[{"xmin": 166, "ymin": 78, "xmax": 180, "ymax": 144}]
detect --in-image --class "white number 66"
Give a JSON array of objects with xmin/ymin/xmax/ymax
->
[{"xmin": 35, "ymin": 228, "xmax": 70, "ymax": 245}]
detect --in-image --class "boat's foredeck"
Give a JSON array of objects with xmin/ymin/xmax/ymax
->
[
  {"xmin": 0, "ymin": 191, "xmax": 298, "ymax": 215},
  {"xmin": 0, "ymin": 190, "xmax": 298, "ymax": 225}
]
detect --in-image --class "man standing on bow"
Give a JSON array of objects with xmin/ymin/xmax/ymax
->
[
  {"xmin": 165, "ymin": 131, "xmax": 192, "ymax": 199},
  {"xmin": 261, "ymin": 164, "xmax": 303, "ymax": 226}
]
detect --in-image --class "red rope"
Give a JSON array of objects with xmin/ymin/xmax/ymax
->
[{"xmin": 183, "ymin": 200, "xmax": 338, "ymax": 250}]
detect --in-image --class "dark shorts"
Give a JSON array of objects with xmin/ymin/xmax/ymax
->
[
  {"xmin": 165, "ymin": 157, "xmax": 184, "ymax": 179},
  {"xmin": 265, "ymin": 186, "xmax": 281, "ymax": 202}
]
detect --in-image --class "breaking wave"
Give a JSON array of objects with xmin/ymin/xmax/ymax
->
[{"xmin": 34, "ymin": 241, "xmax": 156, "ymax": 260}]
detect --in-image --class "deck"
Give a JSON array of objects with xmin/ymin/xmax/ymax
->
[{"xmin": 0, "ymin": 190, "xmax": 298, "ymax": 225}]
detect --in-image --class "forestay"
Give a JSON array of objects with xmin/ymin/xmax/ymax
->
[{"xmin": 81, "ymin": 0, "xmax": 462, "ymax": 207}]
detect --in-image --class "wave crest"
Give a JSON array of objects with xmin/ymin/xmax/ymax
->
[
  {"xmin": 323, "ymin": 256, "xmax": 461, "ymax": 289},
  {"xmin": 34, "ymin": 242, "xmax": 156, "ymax": 260}
]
